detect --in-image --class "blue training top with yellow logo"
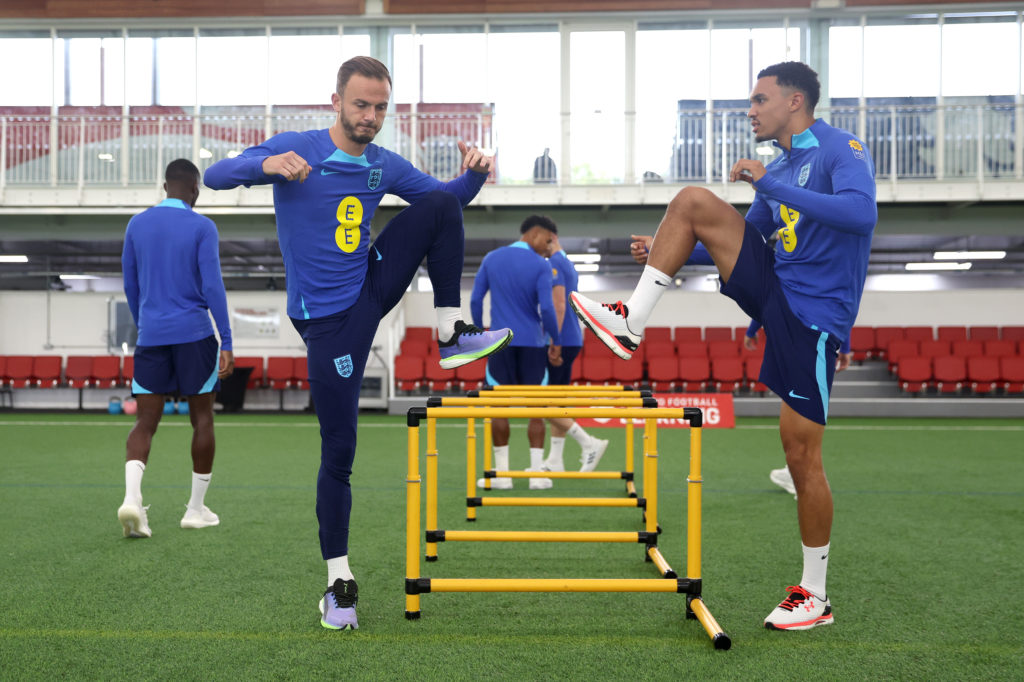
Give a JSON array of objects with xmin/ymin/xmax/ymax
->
[{"xmin": 204, "ymin": 129, "xmax": 486, "ymax": 320}]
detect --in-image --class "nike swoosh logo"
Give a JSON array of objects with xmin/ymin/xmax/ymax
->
[
  {"xmin": 373, "ymin": 246, "xmax": 383, "ymax": 261},
  {"xmin": 821, "ymin": 554, "xmax": 828, "ymax": 560},
  {"xmin": 788, "ymin": 390, "xmax": 810, "ymax": 400},
  {"xmin": 654, "ymin": 281, "xmax": 668, "ymax": 287},
  {"xmin": 321, "ymin": 169, "xmax": 340, "ymax": 175}
]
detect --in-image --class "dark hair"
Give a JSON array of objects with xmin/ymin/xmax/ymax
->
[
  {"xmin": 520, "ymin": 214, "xmax": 557, "ymax": 235},
  {"xmin": 337, "ymin": 56, "xmax": 392, "ymax": 94},
  {"xmin": 757, "ymin": 61, "xmax": 820, "ymax": 112},
  {"xmin": 165, "ymin": 158, "xmax": 199, "ymax": 184}
]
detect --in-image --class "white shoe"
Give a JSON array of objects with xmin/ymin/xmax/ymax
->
[
  {"xmin": 526, "ymin": 468, "xmax": 553, "ymax": 490},
  {"xmin": 542, "ymin": 455, "xmax": 565, "ymax": 472},
  {"xmin": 764, "ymin": 585, "xmax": 833, "ymax": 631},
  {"xmin": 477, "ymin": 477, "xmax": 513, "ymax": 489},
  {"xmin": 580, "ymin": 438, "xmax": 610, "ymax": 472},
  {"xmin": 118, "ymin": 502, "xmax": 151, "ymax": 538},
  {"xmin": 770, "ymin": 466, "xmax": 797, "ymax": 497},
  {"xmin": 569, "ymin": 292, "xmax": 641, "ymax": 360},
  {"xmin": 180, "ymin": 505, "xmax": 220, "ymax": 529}
]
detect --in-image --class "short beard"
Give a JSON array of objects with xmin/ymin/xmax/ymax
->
[{"xmin": 341, "ymin": 117, "xmax": 376, "ymax": 145}]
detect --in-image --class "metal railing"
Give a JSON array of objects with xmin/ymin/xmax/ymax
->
[{"xmin": 1, "ymin": 103, "xmax": 1020, "ymax": 191}]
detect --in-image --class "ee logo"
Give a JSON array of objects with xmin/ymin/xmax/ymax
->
[
  {"xmin": 777, "ymin": 204, "xmax": 800, "ymax": 252},
  {"xmin": 335, "ymin": 197, "xmax": 364, "ymax": 253}
]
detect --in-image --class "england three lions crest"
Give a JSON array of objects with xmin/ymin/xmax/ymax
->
[
  {"xmin": 335, "ymin": 354, "xmax": 354, "ymax": 378},
  {"xmin": 368, "ymin": 168, "xmax": 382, "ymax": 190}
]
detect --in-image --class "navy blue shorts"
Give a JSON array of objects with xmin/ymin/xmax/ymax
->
[
  {"xmin": 486, "ymin": 346, "xmax": 549, "ymax": 386},
  {"xmin": 719, "ymin": 221, "xmax": 841, "ymax": 425},
  {"xmin": 132, "ymin": 335, "xmax": 221, "ymax": 396},
  {"xmin": 547, "ymin": 345, "xmax": 581, "ymax": 386}
]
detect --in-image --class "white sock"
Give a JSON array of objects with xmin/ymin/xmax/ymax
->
[
  {"xmin": 327, "ymin": 555, "xmax": 354, "ymax": 585},
  {"xmin": 800, "ymin": 543, "xmax": 830, "ymax": 600},
  {"xmin": 529, "ymin": 447, "xmax": 545, "ymax": 470},
  {"xmin": 493, "ymin": 445, "xmax": 510, "ymax": 472},
  {"xmin": 566, "ymin": 422, "xmax": 591, "ymax": 448},
  {"xmin": 436, "ymin": 307, "xmax": 461, "ymax": 342},
  {"xmin": 124, "ymin": 460, "xmax": 145, "ymax": 505},
  {"xmin": 547, "ymin": 437, "xmax": 566, "ymax": 469},
  {"xmin": 188, "ymin": 471, "xmax": 211, "ymax": 511},
  {"xmin": 624, "ymin": 265, "xmax": 672, "ymax": 331}
]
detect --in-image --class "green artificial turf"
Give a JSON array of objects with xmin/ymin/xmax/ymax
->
[{"xmin": 0, "ymin": 412, "xmax": 1021, "ymax": 680}]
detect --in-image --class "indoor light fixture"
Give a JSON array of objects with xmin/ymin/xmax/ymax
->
[
  {"xmin": 933, "ymin": 250, "xmax": 1005, "ymax": 260},
  {"xmin": 568, "ymin": 254, "xmax": 601, "ymax": 263},
  {"xmin": 905, "ymin": 262, "xmax": 972, "ymax": 271},
  {"xmin": 0, "ymin": 255, "xmax": 28, "ymax": 263},
  {"xmin": 575, "ymin": 264, "xmax": 599, "ymax": 272}
]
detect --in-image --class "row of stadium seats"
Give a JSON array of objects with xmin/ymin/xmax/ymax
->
[
  {"xmin": 895, "ymin": 355, "xmax": 1024, "ymax": 395},
  {"xmin": 851, "ymin": 325, "xmax": 1024, "ymax": 362}
]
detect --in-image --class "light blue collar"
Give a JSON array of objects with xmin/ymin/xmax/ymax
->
[
  {"xmin": 323, "ymin": 148, "xmax": 370, "ymax": 167},
  {"xmin": 157, "ymin": 198, "xmax": 190, "ymax": 210},
  {"xmin": 510, "ymin": 241, "xmax": 532, "ymax": 250},
  {"xmin": 791, "ymin": 121, "xmax": 822, "ymax": 149}
]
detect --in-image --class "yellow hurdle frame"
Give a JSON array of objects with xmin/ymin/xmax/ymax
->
[
  {"xmin": 426, "ymin": 394, "xmax": 653, "ymax": 523},
  {"xmin": 405, "ymin": 405, "xmax": 731, "ymax": 650}
]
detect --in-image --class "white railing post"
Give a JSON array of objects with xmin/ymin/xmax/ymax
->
[
  {"xmin": 1, "ymin": 117, "xmax": 7, "ymax": 196},
  {"xmin": 976, "ymin": 106, "xmax": 984, "ymax": 187},
  {"xmin": 936, "ymin": 103, "xmax": 945, "ymax": 180},
  {"xmin": 1016, "ymin": 100, "xmax": 1023, "ymax": 180},
  {"xmin": 49, "ymin": 114, "xmax": 58, "ymax": 186},
  {"xmin": 410, "ymin": 104, "xmax": 419, "ymax": 170},
  {"xmin": 704, "ymin": 108, "xmax": 713, "ymax": 185},
  {"xmin": 156, "ymin": 116, "xmax": 164, "ymax": 189},
  {"xmin": 192, "ymin": 114, "xmax": 201, "ymax": 167},
  {"xmin": 121, "ymin": 111, "xmax": 130, "ymax": 186},
  {"xmin": 77, "ymin": 115, "xmax": 85, "ymax": 192},
  {"xmin": 889, "ymin": 106, "xmax": 897, "ymax": 191}
]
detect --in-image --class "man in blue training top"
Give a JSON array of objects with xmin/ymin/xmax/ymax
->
[
  {"xmin": 572, "ymin": 61, "xmax": 876, "ymax": 631},
  {"xmin": 542, "ymin": 228, "xmax": 608, "ymax": 474},
  {"xmin": 119, "ymin": 158, "xmax": 235, "ymax": 540},
  {"xmin": 203, "ymin": 56, "xmax": 511, "ymax": 631},
  {"xmin": 471, "ymin": 215, "xmax": 563, "ymax": 490}
]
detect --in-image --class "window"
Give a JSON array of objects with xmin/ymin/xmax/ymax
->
[
  {"xmin": 197, "ymin": 29, "xmax": 267, "ymax": 107},
  {"xmin": 0, "ymin": 33, "xmax": 52, "ymax": 106},
  {"xmin": 570, "ymin": 30, "xmax": 625, "ymax": 183}
]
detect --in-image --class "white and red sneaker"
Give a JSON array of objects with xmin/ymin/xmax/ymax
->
[
  {"xmin": 569, "ymin": 292, "xmax": 641, "ymax": 360},
  {"xmin": 764, "ymin": 585, "xmax": 833, "ymax": 630}
]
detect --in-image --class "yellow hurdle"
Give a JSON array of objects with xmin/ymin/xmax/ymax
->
[{"xmin": 405, "ymin": 405, "xmax": 731, "ymax": 650}]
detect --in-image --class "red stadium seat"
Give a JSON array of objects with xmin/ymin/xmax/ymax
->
[
  {"xmin": 64, "ymin": 356, "xmax": 93, "ymax": 389},
  {"xmin": 710, "ymin": 357, "xmax": 744, "ymax": 393},
  {"xmin": 32, "ymin": 356, "xmax": 63, "ymax": 387},
  {"xmin": 400, "ymin": 338, "xmax": 431, "ymax": 358},
  {"xmin": 234, "ymin": 356, "xmax": 265, "ymax": 389},
  {"xmin": 933, "ymin": 356, "xmax": 966, "ymax": 394},
  {"xmin": 394, "ymin": 355, "xmax": 425, "ymax": 394},
  {"xmin": 918, "ymin": 340, "xmax": 951, "ymax": 360},
  {"xmin": 1001, "ymin": 326, "xmax": 1024, "ymax": 342},
  {"xmin": 6, "ymin": 356, "xmax": 34, "ymax": 388},
  {"xmin": 951, "ymin": 340, "xmax": 984, "ymax": 358},
  {"xmin": 122, "ymin": 356, "xmax": 135, "ymax": 386},
  {"xmin": 610, "ymin": 356, "xmax": 645, "ymax": 387},
  {"xmin": 936, "ymin": 326, "xmax": 968, "ymax": 343},
  {"xmin": 897, "ymin": 356, "xmax": 932, "ymax": 395},
  {"xmin": 580, "ymin": 356, "xmax": 614, "ymax": 385},
  {"xmin": 968, "ymin": 326, "xmax": 998, "ymax": 341},
  {"xmin": 1000, "ymin": 356, "xmax": 1024, "ymax": 394},
  {"xmin": 983, "ymin": 340, "xmax": 1016, "ymax": 358},
  {"xmin": 707, "ymin": 340, "xmax": 740, "ymax": 359},
  {"xmin": 643, "ymin": 341, "xmax": 675, "ymax": 364},
  {"xmin": 873, "ymin": 327, "xmax": 905, "ymax": 359},
  {"xmin": 644, "ymin": 326, "xmax": 672, "ymax": 344},
  {"xmin": 673, "ymin": 327, "xmax": 702, "ymax": 344},
  {"xmin": 967, "ymin": 356, "xmax": 1000, "ymax": 395},
  {"xmin": 92, "ymin": 356, "xmax": 122, "ymax": 388},
  {"xmin": 404, "ymin": 326, "xmax": 434, "ymax": 343},
  {"xmin": 266, "ymin": 356, "xmax": 296, "ymax": 390},
  {"xmin": 0, "ymin": 355, "xmax": 8, "ymax": 387},
  {"xmin": 570, "ymin": 356, "xmax": 584, "ymax": 385},
  {"xmin": 292, "ymin": 357, "xmax": 309, "ymax": 390},
  {"xmin": 886, "ymin": 340, "xmax": 919, "ymax": 373},
  {"xmin": 704, "ymin": 326, "xmax": 733, "ymax": 342},
  {"xmin": 849, "ymin": 326, "xmax": 875, "ymax": 362},
  {"xmin": 646, "ymin": 356, "xmax": 678, "ymax": 392},
  {"xmin": 677, "ymin": 357, "xmax": 710, "ymax": 393},
  {"xmin": 903, "ymin": 326, "xmax": 934, "ymax": 342},
  {"xmin": 675, "ymin": 341, "xmax": 708, "ymax": 359}
]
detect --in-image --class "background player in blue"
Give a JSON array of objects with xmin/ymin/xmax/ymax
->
[
  {"xmin": 571, "ymin": 61, "xmax": 876, "ymax": 631},
  {"xmin": 203, "ymin": 57, "xmax": 511, "ymax": 631},
  {"xmin": 118, "ymin": 159, "xmax": 235, "ymax": 540},
  {"xmin": 542, "ymin": 227, "xmax": 609, "ymax": 474},
  {"xmin": 471, "ymin": 216, "xmax": 562, "ymax": 490}
]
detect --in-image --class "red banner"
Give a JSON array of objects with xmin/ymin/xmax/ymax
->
[{"xmin": 576, "ymin": 393, "xmax": 735, "ymax": 429}]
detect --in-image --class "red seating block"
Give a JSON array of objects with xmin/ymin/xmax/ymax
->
[
  {"xmin": 394, "ymin": 355, "xmax": 425, "ymax": 393},
  {"xmin": 677, "ymin": 357, "xmax": 710, "ymax": 393},
  {"xmin": 400, "ymin": 338, "xmax": 431, "ymax": 358},
  {"xmin": 92, "ymin": 356, "xmax": 122, "ymax": 388},
  {"xmin": 886, "ymin": 340, "xmax": 919, "ymax": 373},
  {"xmin": 710, "ymin": 357, "xmax": 744, "ymax": 393},
  {"xmin": 704, "ymin": 326, "xmax": 733, "ymax": 342},
  {"xmin": 610, "ymin": 356, "xmax": 644, "ymax": 386},
  {"xmin": 903, "ymin": 326, "xmax": 934, "ymax": 342},
  {"xmin": 969, "ymin": 326, "xmax": 998, "ymax": 341},
  {"xmin": 122, "ymin": 356, "xmax": 135, "ymax": 386},
  {"xmin": 266, "ymin": 356, "xmax": 296, "ymax": 389},
  {"xmin": 646, "ymin": 356, "xmax": 678, "ymax": 392},
  {"xmin": 455, "ymin": 360, "xmax": 486, "ymax": 391},
  {"xmin": 32, "ymin": 356, "xmax": 62, "ymax": 387},
  {"xmin": 675, "ymin": 341, "xmax": 708, "ymax": 359},
  {"xmin": 936, "ymin": 326, "xmax": 968, "ymax": 343},
  {"xmin": 983, "ymin": 340, "xmax": 1016, "ymax": 358},
  {"xmin": 707, "ymin": 340, "xmax": 740, "ymax": 359},
  {"xmin": 849, "ymin": 326, "xmax": 875, "ymax": 362},
  {"xmin": 644, "ymin": 326, "xmax": 672, "ymax": 344},
  {"xmin": 1001, "ymin": 326, "xmax": 1024, "ymax": 342},
  {"xmin": 897, "ymin": 356, "xmax": 932, "ymax": 394},
  {"xmin": 967, "ymin": 356, "xmax": 1000, "ymax": 395},
  {"xmin": 423, "ymin": 359, "xmax": 454, "ymax": 393},
  {"xmin": 6, "ymin": 356, "xmax": 34, "ymax": 388},
  {"xmin": 933, "ymin": 356, "xmax": 966, "ymax": 394},
  {"xmin": 234, "ymin": 356, "xmax": 265, "ymax": 389},
  {"xmin": 1000, "ymin": 356, "xmax": 1024, "ymax": 394},
  {"xmin": 292, "ymin": 357, "xmax": 309, "ymax": 390},
  {"xmin": 951, "ymin": 340, "xmax": 984, "ymax": 358},
  {"xmin": 673, "ymin": 327, "xmax": 701, "ymax": 344},
  {"xmin": 580, "ymin": 356, "xmax": 614, "ymax": 385},
  {"xmin": 64, "ymin": 356, "xmax": 94, "ymax": 389},
  {"xmin": 873, "ymin": 327, "xmax": 905, "ymax": 359},
  {"xmin": 744, "ymin": 356, "xmax": 768, "ymax": 393},
  {"xmin": 918, "ymin": 340, "xmax": 951, "ymax": 360}
]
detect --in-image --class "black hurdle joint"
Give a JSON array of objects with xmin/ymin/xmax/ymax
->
[
  {"xmin": 425, "ymin": 530, "xmax": 446, "ymax": 542},
  {"xmin": 478, "ymin": 385, "xmax": 494, "ymax": 391},
  {"xmin": 684, "ymin": 406, "xmax": 703, "ymax": 428},
  {"xmin": 642, "ymin": 396, "xmax": 659, "ymax": 408},
  {"xmin": 407, "ymin": 406, "xmax": 427, "ymax": 427},
  {"xmin": 621, "ymin": 472, "xmax": 634, "ymax": 480},
  {"xmin": 467, "ymin": 390, "xmax": 480, "ymax": 397},
  {"xmin": 404, "ymin": 611, "xmax": 421, "ymax": 620},
  {"xmin": 482, "ymin": 470, "xmax": 495, "ymax": 478},
  {"xmin": 637, "ymin": 497, "xmax": 647, "ymax": 509},
  {"xmin": 406, "ymin": 578, "xmax": 431, "ymax": 594},
  {"xmin": 426, "ymin": 396, "xmax": 442, "ymax": 407},
  {"xmin": 713, "ymin": 633, "xmax": 732, "ymax": 651},
  {"xmin": 425, "ymin": 556, "xmax": 438, "ymax": 562},
  {"xmin": 637, "ymin": 531, "xmax": 658, "ymax": 545},
  {"xmin": 639, "ymin": 389, "xmax": 653, "ymax": 397},
  {"xmin": 663, "ymin": 569, "xmax": 678, "ymax": 579},
  {"xmin": 679, "ymin": 579, "xmax": 702, "ymax": 596},
  {"xmin": 466, "ymin": 497, "xmax": 482, "ymax": 507}
]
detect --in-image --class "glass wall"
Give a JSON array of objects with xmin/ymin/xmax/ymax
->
[{"xmin": 0, "ymin": 32, "xmax": 52, "ymax": 106}]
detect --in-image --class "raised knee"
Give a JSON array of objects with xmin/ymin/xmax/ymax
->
[{"xmin": 669, "ymin": 186, "xmax": 713, "ymax": 213}]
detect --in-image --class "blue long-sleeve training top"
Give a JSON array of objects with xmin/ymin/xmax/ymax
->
[
  {"xmin": 745, "ymin": 118, "xmax": 877, "ymax": 345},
  {"xmin": 549, "ymin": 249, "xmax": 582, "ymax": 347},
  {"xmin": 471, "ymin": 241, "xmax": 561, "ymax": 347},
  {"xmin": 203, "ymin": 129, "xmax": 487, "ymax": 320},
  {"xmin": 122, "ymin": 198, "xmax": 233, "ymax": 350}
]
